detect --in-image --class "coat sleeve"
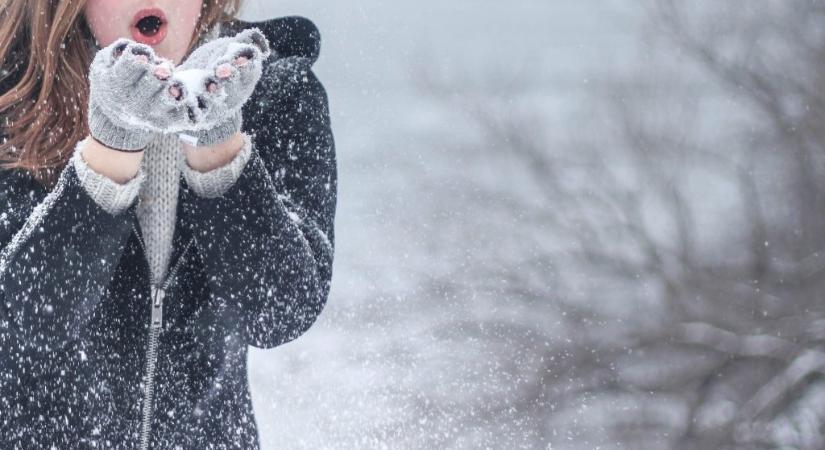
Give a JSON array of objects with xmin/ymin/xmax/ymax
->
[
  {"xmin": 0, "ymin": 150, "xmax": 139, "ymax": 353},
  {"xmin": 180, "ymin": 59, "xmax": 337, "ymax": 350}
]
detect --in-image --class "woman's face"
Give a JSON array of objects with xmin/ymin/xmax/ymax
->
[{"xmin": 84, "ymin": 0, "xmax": 204, "ymax": 64}]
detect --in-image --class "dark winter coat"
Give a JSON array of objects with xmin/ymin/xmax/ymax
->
[{"xmin": 0, "ymin": 16, "xmax": 336, "ymax": 449}]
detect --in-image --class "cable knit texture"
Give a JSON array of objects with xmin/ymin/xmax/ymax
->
[{"xmin": 70, "ymin": 132, "xmax": 252, "ymax": 284}]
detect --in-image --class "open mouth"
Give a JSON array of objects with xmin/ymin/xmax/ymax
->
[{"xmin": 131, "ymin": 8, "xmax": 168, "ymax": 45}]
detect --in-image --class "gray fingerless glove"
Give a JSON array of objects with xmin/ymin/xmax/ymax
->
[
  {"xmin": 88, "ymin": 39, "xmax": 186, "ymax": 151},
  {"xmin": 170, "ymin": 28, "xmax": 272, "ymax": 147}
]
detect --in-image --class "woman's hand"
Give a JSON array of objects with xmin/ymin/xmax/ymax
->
[
  {"xmin": 86, "ymin": 29, "xmax": 270, "ymax": 153},
  {"xmin": 80, "ymin": 136, "xmax": 146, "ymax": 183},
  {"xmin": 181, "ymin": 131, "xmax": 245, "ymax": 173},
  {"xmin": 169, "ymin": 28, "xmax": 272, "ymax": 147},
  {"xmin": 87, "ymin": 39, "xmax": 188, "ymax": 151}
]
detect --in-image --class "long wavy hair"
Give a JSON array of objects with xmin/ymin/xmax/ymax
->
[{"xmin": 0, "ymin": 0, "xmax": 243, "ymax": 189}]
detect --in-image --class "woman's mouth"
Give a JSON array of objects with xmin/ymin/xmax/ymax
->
[{"xmin": 131, "ymin": 8, "xmax": 168, "ymax": 45}]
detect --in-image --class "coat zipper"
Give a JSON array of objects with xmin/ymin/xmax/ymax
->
[{"xmin": 132, "ymin": 220, "xmax": 195, "ymax": 450}]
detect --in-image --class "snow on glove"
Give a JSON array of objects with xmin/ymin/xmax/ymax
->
[
  {"xmin": 88, "ymin": 39, "xmax": 187, "ymax": 152},
  {"xmin": 169, "ymin": 28, "xmax": 272, "ymax": 147}
]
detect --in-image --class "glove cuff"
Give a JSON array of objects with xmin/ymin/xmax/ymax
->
[
  {"xmin": 88, "ymin": 102, "xmax": 154, "ymax": 152},
  {"xmin": 179, "ymin": 112, "xmax": 243, "ymax": 148}
]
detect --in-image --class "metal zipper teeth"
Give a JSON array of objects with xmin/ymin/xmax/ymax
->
[{"xmin": 132, "ymin": 221, "xmax": 195, "ymax": 450}]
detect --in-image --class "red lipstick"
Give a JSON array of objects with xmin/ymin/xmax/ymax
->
[{"xmin": 131, "ymin": 8, "xmax": 168, "ymax": 46}]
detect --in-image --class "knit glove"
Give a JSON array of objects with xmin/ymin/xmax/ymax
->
[
  {"xmin": 169, "ymin": 28, "xmax": 272, "ymax": 147},
  {"xmin": 88, "ymin": 39, "xmax": 186, "ymax": 151}
]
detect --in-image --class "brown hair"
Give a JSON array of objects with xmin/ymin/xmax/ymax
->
[{"xmin": 0, "ymin": 0, "xmax": 243, "ymax": 189}]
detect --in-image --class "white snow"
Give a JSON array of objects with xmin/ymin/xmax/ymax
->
[{"xmin": 236, "ymin": 1, "xmax": 643, "ymax": 449}]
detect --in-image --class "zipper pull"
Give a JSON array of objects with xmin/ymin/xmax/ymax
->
[{"xmin": 151, "ymin": 285, "xmax": 166, "ymax": 329}]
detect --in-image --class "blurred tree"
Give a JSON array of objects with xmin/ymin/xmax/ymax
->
[{"xmin": 416, "ymin": 0, "xmax": 825, "ymax": 448}]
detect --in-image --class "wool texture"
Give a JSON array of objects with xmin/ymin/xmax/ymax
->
[{"xmin": 70, "ymin": 132, "xmax": 253, "ymax": 284}]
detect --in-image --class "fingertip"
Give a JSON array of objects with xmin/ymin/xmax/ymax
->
[
  {"xmin": 215, "ymin": 63, "xmax": 234, "ymax": 79},
  {"xmin": 206, "ymin": 78, "xmax": 220, "ymax": 93},
  {"xmin": 154, "ymin": 66, "xmax": 171, "ymax": 80},
  {"xmin": 233, "ymin": 47, "xmax": 257, "ymax": 66},
  {"xmin": 111, "ymin": 41, "xmax": 129, "ymax": 60},
  {"xmin": 130, "ymin": 44, "xmax": 155, "ymax": 63},
  {"xmin": 169, "ymin": 84, "xmax": 183, "ymax": 101}
]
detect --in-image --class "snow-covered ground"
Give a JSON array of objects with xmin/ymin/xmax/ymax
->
[{"xmin": 237, "ymin": 1, "xmax": 643, "ymax": 448}]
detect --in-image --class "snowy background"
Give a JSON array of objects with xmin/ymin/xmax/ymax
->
[{"xmin": 239, "ymin": 1, "xmax": 825, "ymax": 449}]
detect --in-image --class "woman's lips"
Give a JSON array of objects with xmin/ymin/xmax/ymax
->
[{"xmin": 130, "ymin": 8, "xmax": 168, "ymax": 46}]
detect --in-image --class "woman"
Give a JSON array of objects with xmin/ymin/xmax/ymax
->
[{"xmin": 0, "ymin": 0, "xmax": 337, "ymax": 448}]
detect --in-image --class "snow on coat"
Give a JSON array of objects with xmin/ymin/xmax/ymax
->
[{"xmin": 0, "ymin": 15, "xmax": 337, "ymax": 449}]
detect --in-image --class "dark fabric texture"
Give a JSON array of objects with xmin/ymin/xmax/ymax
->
[{"xmin": 0, "ymin": 16, "xmax": 336, "ymax": 449}]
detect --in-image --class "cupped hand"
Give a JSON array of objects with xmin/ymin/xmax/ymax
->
[
  {"xmin": 88, "ymin": 39, "xmax": 189, "ymax": 150},
  {"xmin": 165, "ymin": 28, "xmax": 272, "ymax": 146},
  {"xmin": 87, "ymin": 29, "xmax": 272, "ymax": 150}
]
